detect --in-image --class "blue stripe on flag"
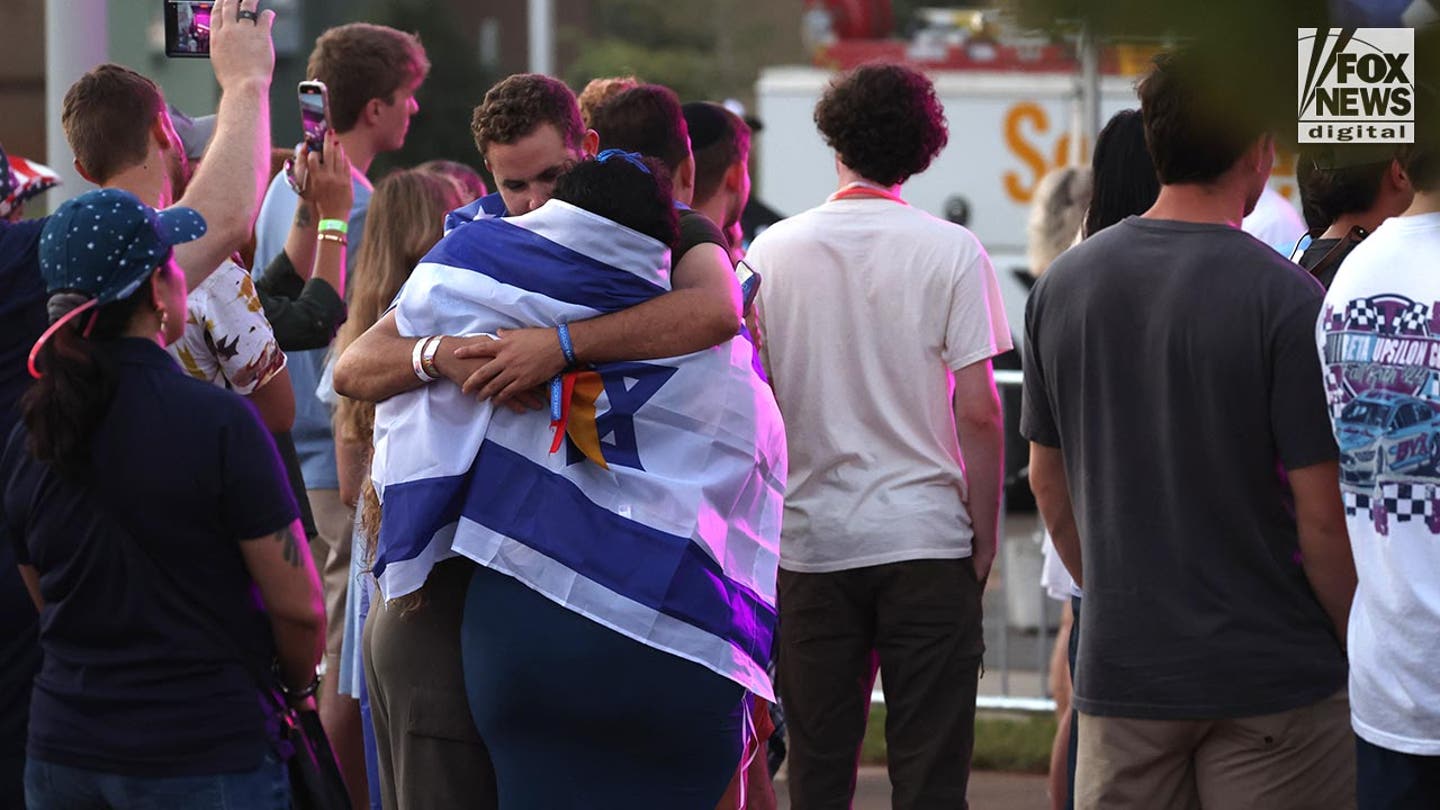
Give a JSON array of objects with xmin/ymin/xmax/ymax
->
[
  {"xmin": 424, "ymin": 216, "xmax": 667, "ymax": 312},
  {"xmin": 373, "ymin": 475, "xmax": 470, "ymax": 578},
  {"xmin": 375, "ymin": 441, "xmax": 775, "ymax": 671},
  {"xmin": 444, "ymin": 192, "xmax": 508, "ymax": 233}
]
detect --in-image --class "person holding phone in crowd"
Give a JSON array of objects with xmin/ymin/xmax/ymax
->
[
  {"xmin": 251, "ymin": 25, "xmax": 431, "ymax": 805},
  {"xmin": 255, "ymin": 132, "xmax": 354, "ymax": 351}
]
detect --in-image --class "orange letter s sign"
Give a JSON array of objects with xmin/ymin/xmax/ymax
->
[{"xmin": 1004, "ymin": 102, "xmax": 1050, "ymax": 205}]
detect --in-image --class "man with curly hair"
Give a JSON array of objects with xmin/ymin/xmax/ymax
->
[
  {"xmin": 335, "ymin": 73, "xmax": 742, "ymax": 419},
  {"xmin": 742, "ymin": 62, "xmax": 1009, "ymax": 809}
]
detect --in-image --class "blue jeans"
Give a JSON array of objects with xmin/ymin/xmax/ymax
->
[
  {"xmin": 24, "ymin": 753, "xmax": 289, "ymax": 810},
  {"xmin": 1357, "ymin": 735, "xmax": 1440, "ymax": 810}
]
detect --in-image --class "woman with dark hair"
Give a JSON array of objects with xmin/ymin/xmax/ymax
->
[
  {"xmin": 1039, "ymin": 107, "xmax": 1161, "ymax": 810},
  {"xmin": 1084, "ymin": 108, "xmax": 1162, "ymax": 238},
  {"xmin": 4, "ymin": 188, "xmax": 324, "ymax": 810}
]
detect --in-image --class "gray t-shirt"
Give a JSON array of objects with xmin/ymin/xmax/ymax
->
[{"xmin": 1021, "ymin": 216, "xmax": 1346, "ymax": 720}]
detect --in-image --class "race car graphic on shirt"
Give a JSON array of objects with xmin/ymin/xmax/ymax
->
[{"xmin": 1321, "ymin": 294, "xmax": 1440, "ymax": 535}]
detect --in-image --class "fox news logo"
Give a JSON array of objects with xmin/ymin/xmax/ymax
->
[{"xmin": 1299, "ymin": 28, "xmax": 1414, "ymax": 144}]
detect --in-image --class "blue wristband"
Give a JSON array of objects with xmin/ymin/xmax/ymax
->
[
  {"xmin": 556, "ymin": 322, "xmax": 577, "ymax": 367},
  {"xmin": 549, "ymin": 375, "xmax": 564, "ymax": 422}
]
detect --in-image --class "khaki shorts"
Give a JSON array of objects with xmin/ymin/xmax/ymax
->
[
  {"xmin": 306, "ymin": 488, "xmax": 353, "ymax": 665},
  {"xmin": 1075, "ymin": 690, "xmax": 1355, "ymax": 810}
]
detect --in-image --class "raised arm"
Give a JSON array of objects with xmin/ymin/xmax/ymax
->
[
  {"xmin": 283, "ymin": 133, "xmax": 353, "ymax": 297},
  {"xmin": 256, "ymin": 135, "xmax": 351, "ymax": 352},
  {"xmin": 172, "ymin": 0, "xmax": 275, "ymax": 288}
]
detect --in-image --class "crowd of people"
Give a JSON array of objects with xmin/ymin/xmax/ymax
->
[{"xmin": 1, "ymin": 0, "xmax": 1438, "ymax": 809}]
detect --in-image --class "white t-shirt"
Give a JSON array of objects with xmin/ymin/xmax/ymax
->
[
  {"xmin": 1242, "ymin": 186, "xmax": 1307, "ymax": 257},
  {"xmin": 1040, "ymin": 533, "xmax": 1081, "ymax": 601},
  {"xmin": 1317, "ymin": 211, "xmax": 1440, "ymax": 756},
  {"xmin": 745, "ymin": 195, "xmax": 1012, "ymax": 573},
  {"xmin": 168, "ymin": 259, "xmax": 287, "ymax": 396}
]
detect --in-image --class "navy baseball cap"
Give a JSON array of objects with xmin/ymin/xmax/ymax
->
[{"xmin": 39, "ymin": 188, "xmax": 206, "ymax": 305}]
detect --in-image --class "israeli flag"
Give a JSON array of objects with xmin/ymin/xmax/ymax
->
[{"xmin": 370, "ymin": 199, "xmax": 786, "ymax": 699}]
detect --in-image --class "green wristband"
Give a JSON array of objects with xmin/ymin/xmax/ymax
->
[{"xmin": 317, "ymin": 218, "xmax": 348, "ymax": 235}]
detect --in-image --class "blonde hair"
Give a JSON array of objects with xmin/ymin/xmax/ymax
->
[
  {"xmin": 1026, "ymin": 165, "xmax": 1093, "ymax": 278},
  {"xmin": 578, "ymin": 76, "xmax": 640, "ymax": 129},
  {"xmin": 333, "ymin": 169, "xmax": 462, "ymax": 561}
]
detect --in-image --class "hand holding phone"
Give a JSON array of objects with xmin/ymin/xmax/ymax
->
[
  {"xmin": 164, "ymin": 1, "xmax": 214, "ymax": 58},
  {"xmin": 202, "ymin": 0, "xmax": 276, "ymax": 94},
  {"xmin": 299, "ymin": 81, "xmax": 330, "ymax": 158},
  {"xmin": 300, "ymin": 133, "xmax": 354, "ymax": 222}
]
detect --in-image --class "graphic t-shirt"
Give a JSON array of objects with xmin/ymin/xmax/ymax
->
[
  {"xmin": 745, "ymin": 196, "xmax": 1011, "ymax": 572},
  {"xmin": 1317, "ymin": 212, "xmax": 1440, "ymax": 755},
  {"xmin": 168, "ymin": 259, "xmax": 287, "ymax": 395},
  {"xmin": 1022, "ymin": 217, "xmax": 1346, "ymax": 720}
]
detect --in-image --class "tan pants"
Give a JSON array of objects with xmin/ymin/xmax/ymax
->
[
  {"xmin": 364, "ymin": 558, "xmax": 497, "ymax": 810},
  {"xmin": 1076, "ymin": 690, "xmax": 1355, "ymax": 810},
  {"xmin": 306, "ymin": 489, "xmax": 352, "ymax": 666}
]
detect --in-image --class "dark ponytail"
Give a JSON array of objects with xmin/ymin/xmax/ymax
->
[{"xmin": 22, "ymin": 279, "xmax": 155, "ymax": 478}]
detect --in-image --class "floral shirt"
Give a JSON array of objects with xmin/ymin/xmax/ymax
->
[{"xmin": 168, "ymin": 259, "xmax": 287, "ymax": 395}]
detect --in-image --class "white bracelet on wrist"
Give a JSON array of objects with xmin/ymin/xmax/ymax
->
[{"xmin": 412, "ymin": 336, "xmax": 438, "ymax": 383}]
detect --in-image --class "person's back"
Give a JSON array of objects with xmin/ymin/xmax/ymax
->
[
  {"xmin": 1029, "ymin": 219, "xmax": 1344, "ymax": 712},
  {"xmin": 5, "ymin": 344, "xmax": 285, "ymax": 772},
  {"xmin": 0, "ymin": 217, "xmax": 45, "ymax": 443},
  {"xmin": 1022, "ymin": 49, "xmax": 1356, "ymax": 810},
  {"xmin": 4, "ymin": 187, "xmax": 321, "ymax": 809},
  {"xmin": 745, "ymin": 63, "xmax": 1007, "ymax": 810},
  {"xmin": 755, "ymin": 202, "xmax": 1003, "ymax": 565},
  {"xmin": 0, "ymin": 215, "xmax": 44, "ymax": 807}
]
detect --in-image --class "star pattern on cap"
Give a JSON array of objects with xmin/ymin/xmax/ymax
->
[{"xmin": 38, "ymin": 188, "xmax": 207, "ymax": 305}]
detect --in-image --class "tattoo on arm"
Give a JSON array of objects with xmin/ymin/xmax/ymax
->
[
  {"xmin": 295, "ymin": 203, "xmax": 314, "ymax": 229},
  {"xmin": 276, "ymin": 525, "xmax": 303, "ymax": 568}
]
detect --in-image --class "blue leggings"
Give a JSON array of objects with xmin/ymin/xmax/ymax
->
[{"xmin": 460, "ymin": 564, "xmax": 745, "ymax": 809}]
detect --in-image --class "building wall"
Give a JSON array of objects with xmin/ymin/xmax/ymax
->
[{"xmin": 0, "ymin": 0, "xmax": 46, "ymax": 160}]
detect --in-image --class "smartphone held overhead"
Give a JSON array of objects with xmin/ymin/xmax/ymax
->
[
  {"xmin": 299, "ymin": 81, "xmax": 331, "ymax": 157},
  {"xmin": 164, "ymin": 0, "xmax": 214, "ymax": 58},
  {"xmin": 285, "ymin": 81, "xmax": 333, "ymax": 194}
]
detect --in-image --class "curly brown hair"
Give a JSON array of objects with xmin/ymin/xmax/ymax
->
[
  {"xmin": 814, "ymin": 62, "xmax": 948, "ymax": 187},
  {"xmin": 472, "ymin": 74, "xmax": 586, "ymax": 159}
]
